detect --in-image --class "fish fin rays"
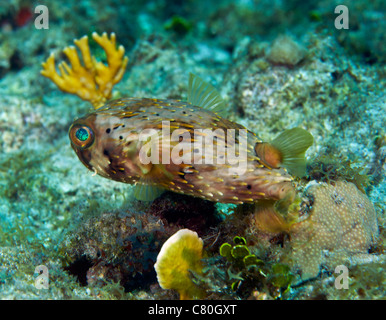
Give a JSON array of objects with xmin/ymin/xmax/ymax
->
[
  {"xmin": 271, "ymin": 128, "xmax": 314, "ymax": 177},
  {"xmin": 253, "ymin": 200, "xmax": 290, "ymax": 233},
  {"xmin": 133, "ymin": 164, "xmax": 173, "ymax": 202},
  {"xmin": 133, "ymin": 182, "xmax": 165, "ymax": 202},
  {"xmin": 254, "ymin": 128, "xmax": 313, "ymax": 177},
  {"xmin": 187, "ymin": 73, "xmax": 228, "ymax": 116}
]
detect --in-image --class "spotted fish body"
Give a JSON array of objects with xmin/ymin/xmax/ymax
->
[{"xmin": 70, "ymin": 97, "xmax": 302, "ymax": 204}]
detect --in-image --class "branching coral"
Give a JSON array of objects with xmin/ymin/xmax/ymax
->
[{"xmin": 41, "ymin": 32, "xmax": 128, "ymax": 109}]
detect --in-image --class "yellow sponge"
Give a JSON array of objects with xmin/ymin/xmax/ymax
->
[{"xmin": 154, "ymin": 229, "xmax": 204, "ymax": 300}]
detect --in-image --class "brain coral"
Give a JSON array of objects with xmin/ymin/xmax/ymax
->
[{"xmin": 290, "ymin": 181, "xmax": 379, "ymax": 282}]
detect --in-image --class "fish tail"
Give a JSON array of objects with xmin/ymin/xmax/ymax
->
[
  {"xmin": 271, "ymin": 127, "xmax": 313, "ymax": 177},
  {"xmin": 255, "ymin": 128, "xmax": 313, "ymax": 177}
]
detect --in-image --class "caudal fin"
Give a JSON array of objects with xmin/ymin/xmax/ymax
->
[
  {"xmin": 271, "ymin": 128, "xmax": 313, "ymax": 177},
  {"xmin": 255, "ymin": 128, "xmax": 313, "ymax": 177}
]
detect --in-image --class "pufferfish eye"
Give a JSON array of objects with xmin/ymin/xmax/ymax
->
[{"xmin": 69, "ymin": 124, "xmax": 95, "ymax": 149}]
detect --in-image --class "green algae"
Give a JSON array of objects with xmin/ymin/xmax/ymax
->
[{"xmin": 305, "ymin": 154, "xmax": 371, "ymax": 192}]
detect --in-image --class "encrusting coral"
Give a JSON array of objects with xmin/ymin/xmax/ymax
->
[
  {"xmin": 266, "ymin": 35, "xmax": 307, "ymax": 67},
  {"xmin": 289, "ymin": 181, "xmax": 379, "ymax": 282},
  {"xmin": 41, "ymin": 32, "xmax": 128, "ymax": 109}
]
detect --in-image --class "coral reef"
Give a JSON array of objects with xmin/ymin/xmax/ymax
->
[
  {"xmin": 219, "ymin": 178, "xmax": 381, "ymax": 295},
  {"xmin": 58, "ymin": 191, "xmax": 221, "ymax": 294},
  {"xmin": 60, "ymin": 210, "xmax": 171, "ymax": 292},
  {"xmin": 266, "ymin": 35, "xmax": 307, "ymax": 66},
  {"xmin": 41, "ymin": 32, "xmax": 128, "ymax": 108},
  {"xmin": 148, "ymin": 191, "xmax": 220, "ymax": 234},
  {"xmin": 289, "ymin": 181, "xmax": 379, "ymax": 282},
  {"xmin": 224, "ymin": 32, "xmax": 385, "ymax": 173},
  {"xmin": 333, "ymin": 1, "xmax": 386, "ymax": 64},
  {"xmin": 305, "ymin": 155, "xmax": 370, "ymax": 192},
  {"xmin": 0, "ymin": 0, "xmax": 384, "ymax": 301}
]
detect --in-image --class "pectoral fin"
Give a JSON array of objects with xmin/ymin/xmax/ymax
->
[
  {"xmin": 133, "ymin": 164, "xmax": 174, "ymax": 202},
  {"xmin": 134, "ymin": 182, "xmax": 165, "ymax": 202},
  {"xmin": 253, "ymin": 200, "xmax": 290, "ymax": 233}
]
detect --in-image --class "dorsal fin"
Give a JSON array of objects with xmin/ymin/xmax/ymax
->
[{"xmin": 187, "ymin": 73, "xmax": 227, "ymax": 116}]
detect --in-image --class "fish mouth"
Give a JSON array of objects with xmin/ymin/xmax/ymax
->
[{"xmin": 71, "ymin": 143, "xmax": 94, "ymax": 171}]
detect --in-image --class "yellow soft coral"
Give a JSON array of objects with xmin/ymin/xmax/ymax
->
[
  {"xmin": 154, "ymin": 229, "xmax": 205, "ymax": 300},
  {"xmin": 41, "ymin": 32, "xmax": 128, "ymax": 109}
]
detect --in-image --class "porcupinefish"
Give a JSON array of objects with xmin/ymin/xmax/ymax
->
[{"xmin": 69, "ymin": 74, "xmax": 313, "ymax": 204}]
